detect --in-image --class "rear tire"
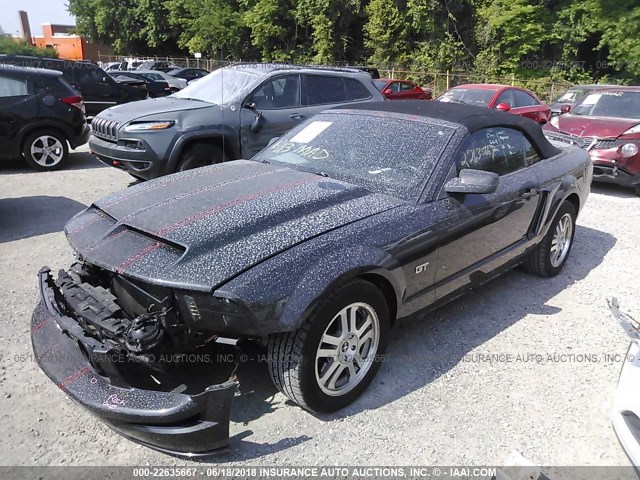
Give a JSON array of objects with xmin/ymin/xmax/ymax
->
[
  {"xmin": 267, "ymin": 279, "xmax": 389, "ymax": 413},
  {"xmin": 176, "ymin": 143, "xmax": 226, "ymax": 172},
  {"xmin": 22, "ymin": 130, "xmax": 69, "ymax": 171},
  {"xmin": 634, "ymin": 185, "xmax": 640, "ymax": 197},
  {"xmin": 524, "ymin": 201, "xmax": 576, "ymax": 277}
]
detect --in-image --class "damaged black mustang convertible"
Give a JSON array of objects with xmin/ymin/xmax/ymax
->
[{"xmin": 32, "ymin": 101, "xmax": 592, "ymax": 455}]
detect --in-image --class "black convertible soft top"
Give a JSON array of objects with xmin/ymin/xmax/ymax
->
[{"xmin": 344, "ymin": 100, "xmax": 561, "ymax": 159}]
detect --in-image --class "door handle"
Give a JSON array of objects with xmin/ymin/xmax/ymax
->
[
  {"xmin": 520, "ymin": 187, "xmax": 539, "ymax": 199},
  {"xmin": 289, "ymin": 113, "xmax": 306, "ymax": 120}
]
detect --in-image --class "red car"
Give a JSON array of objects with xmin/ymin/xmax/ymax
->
[
  {"xmin": 437, "ymin": 84, "xmax": 551, "ymax": 125},
  {"xmin": 544, "ymin": 86, "xmax": 640, "ymax": 196},
  {"xmin": 374, "ymin": 79, "xmax": 432, "ymax": 100}
]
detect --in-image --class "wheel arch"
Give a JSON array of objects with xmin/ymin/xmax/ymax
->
[
  {"xmin": 275, "ymin": 247, "xmax": 403, "ymax": 334},
  {"xmin": 565, "ymin": 192, "xmax": 580, "ymax": 214},
  {"xmin": 167, "ymin": 130, "xmax": 241, "ymax": 173},
  {"xmin": 359, "ymin": 272, "xmax": 399, "ymax": 327},
  {"xmin": 18, "ymin": 121, "xmax": 72, "ymax": 152}
]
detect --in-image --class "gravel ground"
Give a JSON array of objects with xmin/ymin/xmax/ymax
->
[{"xmin": 0, "ymin": 146, "xmax": 638, "ymax": 469}]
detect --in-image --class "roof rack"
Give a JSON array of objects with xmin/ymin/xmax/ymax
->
[{"xmin": 227, "ymin": 62, "xmax": 367, "ymax": 74}]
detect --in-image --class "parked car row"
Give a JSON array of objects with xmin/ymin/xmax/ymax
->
[{"xmin": 1, "ymin": 56, "xmax": 638, "ymax": 196}]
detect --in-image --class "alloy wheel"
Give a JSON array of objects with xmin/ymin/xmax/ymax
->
[
  {"xmin": 550, "ymin": 212, "xmax": 573, "ymax": 267},
  {"xmin": 315, "ymin": 302, "xmax": 380, "ymax": 396},
  {"xmin": 30, "ymin": 136, "xmax": 64, "ymax": 167}
]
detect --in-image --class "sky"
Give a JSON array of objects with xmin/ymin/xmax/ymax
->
[{"xmin": 1, "ymin": 0, "xmax": 76, "ymax": 36}]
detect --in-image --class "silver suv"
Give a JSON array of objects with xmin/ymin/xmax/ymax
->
[{"xmin": 89, "ymin": 63, "xmax": 385, "ymax": 180}]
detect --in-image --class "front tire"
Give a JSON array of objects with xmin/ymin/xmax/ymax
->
[
  {"xmin": 267, "ymin": 279, "xmax": 390, "ymax": 413},
  {"xmin": 524, "ymin": 201, "xmax": 577, "ymax": 277},
  {"xmin": 22, "ymin": 130, "xmax": 69, "ymax": 171},
  {"xmin": 176, "ymin": 143, "xmax": 226, "ymax": 172}
]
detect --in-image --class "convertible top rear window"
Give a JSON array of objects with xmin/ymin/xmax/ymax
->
[{"xmin": 254, "ymin": 112, "xmax": 455, "ymax": 200}]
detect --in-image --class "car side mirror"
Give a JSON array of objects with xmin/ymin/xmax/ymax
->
[
  {"xmin": 244, "ymin": 100, "xmax": 256, "ymax": 110},
  {"xmin": 560, "ymin": 104, "xmax": 571, "ymax": 113},
  {"xmin": 496, "ymin": 102, "xmax": 511, "ymax": 112},
  {"xmin": 445, "ymin": 169, "xmax": 499, "ymax": 195},
  {"xmin": 383, "ymin": 88, "xmax": 392, "ymax": 95}
]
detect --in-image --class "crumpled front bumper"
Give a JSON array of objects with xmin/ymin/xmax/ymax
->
[{"xmin": 31, "ymin": 266, "xmax": 238, "ymax": 456}]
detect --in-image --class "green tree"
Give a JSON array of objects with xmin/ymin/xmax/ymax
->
[
  {"xmin": 166, "ymin": 0, "xmax": 245, "ymax": 58},
  {"xmin": 475, "ymin": 0, "xmax": 550, "ymax": 74},
  {"xmin": 0, "ymin": 38, "xmax": 58, "ymax": 57},
  {"xmin": 68, "ymin": 0, "xmax": 181, "ymax": 54},
  {"xmin": 241, "ymin": 0, "xmax": 297, "ymax": 60},
  {"xmin": 597, "ymin": 0, "xmax": 640, "ymax": 77},
  {"xmin": 364, "ymin": 0, "xmax": 408, "ymax": 66}
]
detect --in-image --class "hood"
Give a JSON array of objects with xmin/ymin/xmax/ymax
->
[
  {"xmin": 65, "ymin": 160, "xmax": 403, "ymax": 291},
  {"xmin": 552, "ymin": 114, "xmax": 640, "ymax": 139},
  {"xmin": 97, "ymin": 97, "xmax": 212, "ymax": 122}
]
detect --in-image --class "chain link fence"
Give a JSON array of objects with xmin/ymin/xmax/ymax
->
[{"xmin": 97, "ymin": 55, "xmax": 573, "ymax": 102}]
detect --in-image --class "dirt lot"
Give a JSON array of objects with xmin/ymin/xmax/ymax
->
[{"xmin": 0, "ymin": 146, "xmax": 638, "ymax": 468}]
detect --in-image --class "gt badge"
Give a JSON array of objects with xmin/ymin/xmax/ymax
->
[{"xmin": 415, "ymin": 262, "xmax": 430, "ymax": 274}]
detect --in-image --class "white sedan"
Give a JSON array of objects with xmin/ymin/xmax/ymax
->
[{"xmin": 134, "ymin": 70, "xmax": 187, "ymax": 91}]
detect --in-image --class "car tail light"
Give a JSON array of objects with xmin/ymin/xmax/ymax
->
[
  {"xmin": 61, "ymin": 95, "xmax": 85, "ymax": 114},
  {"xmin": 160, "ymin": 82, "xmax": 170, "ymax": 91}
]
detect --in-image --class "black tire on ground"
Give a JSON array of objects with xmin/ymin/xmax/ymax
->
[
  {"xmin": 267, "ymin": 279, "xmax": 390, "ymax": 413},
  {"xmin": 524, "ymin": 200, "xmax": 577, "ymax": 277},
  {"xmin": 176, "ymin": 143, "xmax": 226, "ymax": 172},
  {"xmin": 634, "ymin": 185, "xmax": 640, "ymax": 197},
  {"xmin": 22, "ymin": 130, "xmax": 69, "ymax": 171}
]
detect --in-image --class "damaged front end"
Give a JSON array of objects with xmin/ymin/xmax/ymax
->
[{"xmin": 31, "ymin": 263, "xmax": 240, "ymax": 456}]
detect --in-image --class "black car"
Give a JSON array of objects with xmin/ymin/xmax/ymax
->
[
  {"xmin": 0, "ymin": 55, "xmax": 147, "ymax": 117},
  {"xmin": 0, "ymin": 65, "xmax": 89, "ymax": 170},
  {"xmin": 32, "ymin": 101, "xmax": 591, "ymax": 455},
  {"xmin": 88, "ymin": 63, "xmax": 384, "ymax": 180},
  {"xmin": 353, "ymin": 66, "xmax": 381, "ymax": 79},
  {"xmin": 166, "ymin": 67, "xmax": 209, "ymax": 82},
  {"xmin": 136, "ymin": 61, "xmax": 177, "ymax": 72},
  {"xmin": 109, "ymin": 71, "xmax": 172, "ymax": 98}
]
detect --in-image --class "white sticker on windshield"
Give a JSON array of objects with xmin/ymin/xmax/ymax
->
[
  {"xmin": 290, "ymin": 121, "xmax": 332, "ymax": 143},
  {"xmin": 581, "ymin": 93, "xmax": 601, "ymax": 105}
]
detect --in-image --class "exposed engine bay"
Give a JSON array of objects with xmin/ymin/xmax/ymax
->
[{"xmin": 55, "ymin": 261, "xmax": 220, "ymax": 365}]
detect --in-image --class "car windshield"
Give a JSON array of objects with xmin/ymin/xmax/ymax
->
[
  {"xmin": 253, "ymin": 112, "xmax": 455, "ymax": 200},
  {"xmin": 555, "ymin": 88, "xmax": 590, "ymax": 103},
  {"xmin": 374, "ymin": 80, "xmax": 388, "ymax": 91},
  {"xmin": 171, "ymin": 68, "xmax": 259, "ymax": 104},
  {"xmin": 438, "ymin": 88, "xmax": 495, "ymax": 107},
  {"xmin": 572, "ymin": 91, "xmax": 640, "ymax": 119}
]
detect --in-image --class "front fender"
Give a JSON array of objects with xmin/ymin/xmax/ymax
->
[
  {"xmin": 276, "ymin": 245, "xmax": 403, "ymax": 332},
  {"xmin": 167, "ymin": 126, "xmax": 241, "ymax": 173}
]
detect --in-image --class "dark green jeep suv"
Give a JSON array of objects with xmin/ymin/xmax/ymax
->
[{"xmin": 88, "ymin": 63, "xmax": 384, "ymax": 180}]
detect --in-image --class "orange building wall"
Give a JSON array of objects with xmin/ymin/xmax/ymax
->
[{"xmin": 32, "ymin": 24, "xmax": 113, "ymax": 61}]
